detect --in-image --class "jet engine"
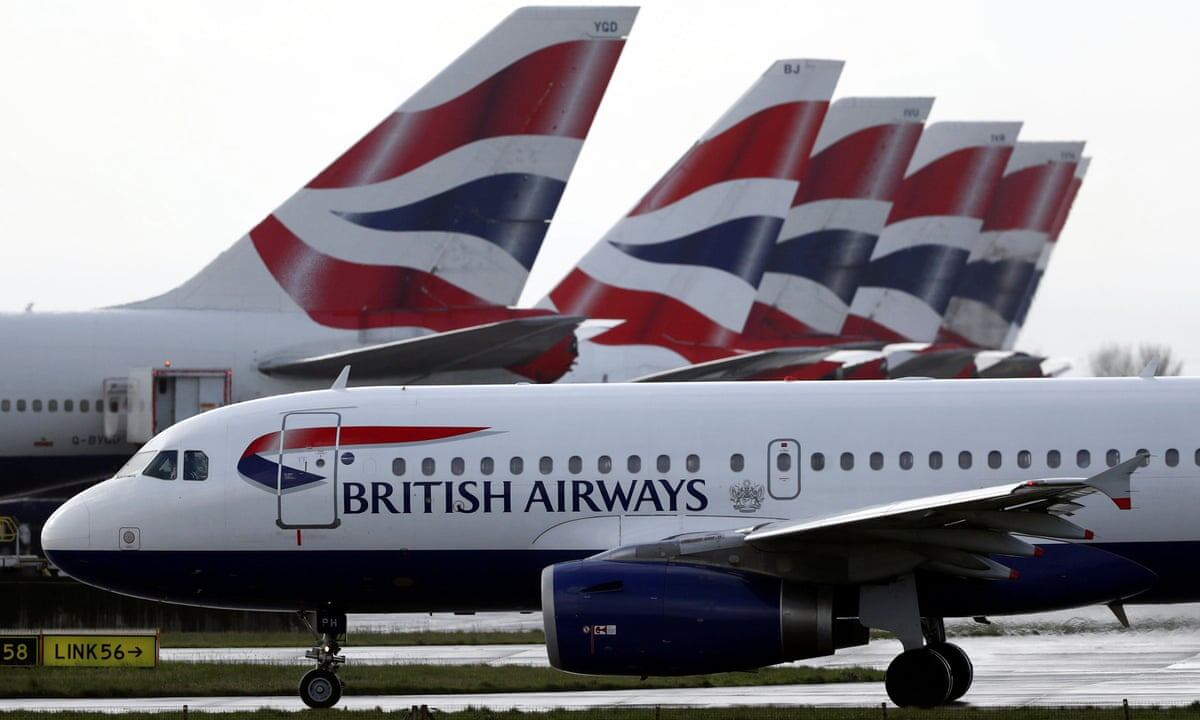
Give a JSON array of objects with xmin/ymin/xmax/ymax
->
[{"xmin": 541, "ymin": 559, "xmax": 865, "ymax": 676}]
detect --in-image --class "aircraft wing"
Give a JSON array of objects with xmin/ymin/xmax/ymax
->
[
  {"xmin": 258, "ymin": 315, "xmax": 583, "ymax": 381},
  {"xmin": 599, "ymin": 454, "xmax": 1145, "ymax": 584},
  {"xmin": 632, "ymin": 345, "xmax": 880, "ymax": 382}
]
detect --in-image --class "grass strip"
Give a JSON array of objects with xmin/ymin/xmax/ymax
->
[
  {"xmin": 0, "ymin": 663, "xmax": 881, "ymax": 699},
  {"xmin": 4, "ymin": 705, "xmax": 1200, "ymax": 719},
  {"xmin": 159, "ymin": 630, "xmax": 545, "ymax": 648}
]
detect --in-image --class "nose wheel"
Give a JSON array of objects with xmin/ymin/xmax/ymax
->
[{"xmin": 299, "ymin": 607, "xmax": 347, "ymax": 709}]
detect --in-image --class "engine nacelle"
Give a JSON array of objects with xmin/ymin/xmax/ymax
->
[{"xmin": 542, "ymin": 559, "xmax": 859, "ymax": 676}]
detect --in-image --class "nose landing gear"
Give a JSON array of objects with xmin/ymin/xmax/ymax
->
[{"xmin": 299, "ymin": 607, "xmax": 347, "ymax": 709}]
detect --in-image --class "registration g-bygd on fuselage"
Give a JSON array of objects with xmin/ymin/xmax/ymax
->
[{"xmin": 43, "ymin": 376, "xmax": 1199, "ymax": 616}]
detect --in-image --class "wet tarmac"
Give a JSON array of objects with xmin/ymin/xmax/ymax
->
[{"xmin": 7, "ymin": 630, "xmax": 1200, "ymax": 711}]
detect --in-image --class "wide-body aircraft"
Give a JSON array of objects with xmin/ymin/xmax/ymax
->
[
  {"xmin": 0, "ymin": 6, "xmax": 634, "ymax": 500},
  {"xmin": 43, "ymin": 375, "xmax": 1180, "ymax": 709}
]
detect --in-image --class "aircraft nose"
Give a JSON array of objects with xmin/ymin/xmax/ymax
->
[{"xmin": 41, "ymin": 496, "xmax": 91, "ymax": 554}]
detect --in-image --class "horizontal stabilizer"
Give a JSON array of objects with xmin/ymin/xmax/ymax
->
[
  {"xmin": 632, "ymin": 344, "xmax": 879, "ymax": 382},
  {"xmin": 259, "ymin": 315, "xmax": 583, "ymax": 381}
]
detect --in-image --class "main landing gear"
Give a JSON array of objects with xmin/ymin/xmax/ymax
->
[
  {"xmin": 299, "ymin": 607, "xmax": 347, "ymax": 709},
  {"xmin": 860, "ymin": 574, "xmax": 975, "ymax": 708},
  {"xmin": 884, "ymin": 619, "xmax": 974, "ymax": 708}
]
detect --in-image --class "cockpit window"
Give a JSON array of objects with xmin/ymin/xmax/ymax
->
[
  {"xmin": 143, "ymin": 450, "xmax": 178, "ymax": 480},
  {"xmin": 114, "ymin": 451, "xmax": 155, "ymax": 478},
  {"xmin": 183, "ymin": 450, "xmax": 209, "ymax": 481}
]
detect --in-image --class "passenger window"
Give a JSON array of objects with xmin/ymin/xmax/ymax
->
[
  {"xmin": 730, "ymin": 453, "xmax": 744, "ymax": 472},
  {"xmin": 1166, "ymin": 449, "xmax": 1179, "ymax": 467},
  {"xmin": 451, "ymin": 457, "xmax": 465, "ymax": 476},
  {"xmin": 48, "ymin": 400, "xmax": 58, "ymax": 412},
  {"xmin": 64, "ymin": 399, "xmax": 73, "ymax": 412},
  {"xmin": 1194, "ymin": 448, "xmax": 1200, "ymax": 466},
  {"xmin": 899, "ymin": 451, "xmax": 913, "ymax": 470},
  {"xmin": 80, "ymin": 400, "xmax": 89, "ymax": 413},
  {"xmin": 1076, "ymin": 450, "xmax": 1091, "ymax": 469},
  {"xmin": 1047, "ymin": 449, "xmax": 1061, "ymax": 468},
  {"xmin": 597, "ymin": 455, "xmax": 612, "ymax": 474},
  {"xmin": 929, "ymin": 451, "xmax": 943, "ymax": 470},
  {"xmin": 869, "ymin": 452, "xmax": 883, "ymax": 470},
  {"xmin": 1018, "ymin": 450, "xmax": 1032, "ymax": 469},
  {"xmin": 392, "ymin": 458, "xmax": 406, "ymax": 477},
  {"xmin": 811, "ymin": 453, "xmax": 825, "ymax": 471},
  {"xmin": 686, "ymin": 454, "xmax": 700, "ymax": 473},
  {"xmin": 143, "ymin": 450, "xmax": 178, "ymax": 480},
  {"xmin": 958, "ymin": 451, "xmax": 972, "ymax": 470},
  {"xmin": 840, "ymin": 452, "xmax": 854, "ymax": 471},
  {"xmin": 480, "ymin": 457, "xmax": 494, "ymax": 475},
  {"xmin": 32, "ymin": 400, "xmax": 42, "ymax": 412},
  {"xmin": 1106, "ymin": 449, "xmax": 1120, "ymax": 467},
  {"xmin": 183, "ymin": 450, "xmax": 208, "ymax": 481},
  {"xmin": 540, "ymin": 456, "xmax": 553, "ymax": 475},
  {"xmin": 0, "ymin": 400, "xmax": 8, "ymax": 412},
  {"xmin": 108, "ymin": 400, "xmax": 118, "ymax": 413},
  {"xmin": 627, "ymin": 455, "xmax": 641, "ymax": 473},
  {"xmin": 422, "ymin": 458, "xmax": 436, "ymax": 476},
  {"xmin": 778, "ymin": 453, "xmax": 793, "ymax": 472},
  {"xmin": 657, "ymin": 455, "xmax": 670, "ymax": 473},
  {"xmin": 568, "ymin": 456, "xmax": 582, "ymax": 474},
  {"xmin": 988, "ymin": 451, "xmax": 1002, "ymax": 469},
  {"xmin": 16, "ymin": 400, "xmax": 25, "ymax": 412},
  {"xmin": 510, "ymin": 457, "xmax": 524, "ymax": 475}
]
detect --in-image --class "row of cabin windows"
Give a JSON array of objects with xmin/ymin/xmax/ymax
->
[
  {"xmin": 391, "ymin": 447, "xmax": 1199, "ymax": 479},
  {"xmin": 808, "ymin": 447, "xmax": 1198, "ymax": 472},
  {"xmin": 393, "ymin": 453, "xmax": 707, "ymax": 478},
  {"xmin": 0, "ymin": 399, "xmax": 115, "ymax": 413}
]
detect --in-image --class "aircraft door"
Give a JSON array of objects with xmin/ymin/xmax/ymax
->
[
  {"xmin": 276, "ymin": 411, "xmax": 342, "ymax": 529},
  {"xmin": 767, "ymin": 438, "xmax": 800, "ymax": 500}
]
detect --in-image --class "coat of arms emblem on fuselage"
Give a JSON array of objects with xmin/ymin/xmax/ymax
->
[{"xmin": 729, "ymin": 478, "xmax": 765, "ymax": 513}]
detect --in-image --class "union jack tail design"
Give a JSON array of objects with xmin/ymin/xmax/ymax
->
[
  {"xmin": 841, "ymin": 121, "xmax": 1021, "ymax": 342},
  {"xmin": 744, "ymin": 97, "xmax": 933, "ymax": 340},
  {"xmin": 1003, "ymin": 156, "xmax": 1091, "ymax": 349},
  {"xmin": 545, "ymin": 59, "xmax": 843, "ymax": 363},
  {"xmin": 939, "ymin": 141, "xmax": 1085, "ymax": 348},
  {"xmin": 127, "ymin": 7, "xmax": 636, "ymax": 329}
]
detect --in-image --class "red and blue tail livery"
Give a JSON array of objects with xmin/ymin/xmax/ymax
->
[
  {"xmin": 546, "ymin": 59, "xmax": 843, "ymax": 368},
  {"xmin": 939, "ymin": 141, "xmax": 1085, "ymax": 349},
  {"xmin": 131, "ymin": 7, "xmax": 636, "ymax": 328},
  {"xmin": 843, "ymin": 121, "xmax": 1021, "ymax": 342},
  {"xmin": 745, "ymin": 97, "xmax": 933, "ymax": 340}
]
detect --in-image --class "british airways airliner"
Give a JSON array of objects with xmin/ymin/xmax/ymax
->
[{"xmin": 42, "ymin": 374, "xmax": 1179, "ymax": 708}]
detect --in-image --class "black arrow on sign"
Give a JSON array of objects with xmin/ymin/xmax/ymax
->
[{"xmin": 130, "ymin": 647, "xmax": 143, "ymax": 657}]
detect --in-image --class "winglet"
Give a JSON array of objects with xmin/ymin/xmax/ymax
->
[
  {"xmin": 1086, "ymin": 452, "xmax": 1147, "ymax": 509},
  {"xmin": 331, "ymin": 365, "xmax": 351, "ymax": 390},
  {"xmin": 1139, "ymin": 358, "xmax": 1160, "ymax": 379}
]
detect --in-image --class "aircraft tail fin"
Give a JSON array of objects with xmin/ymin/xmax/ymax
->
[
  {"xmin": 940, "ymin": 141, "xmax": 1085, "ymax": 348},
  {"xmin": 545, "ymin": 59, "xmax": 842, "ymax": 362},
  {"xmin": 126, "ymin": 7, "xmax": 636, "ymax": 328},
  {"xmin": 842, "ymin": 121, "xmax": 1021, "ymax": 343}
]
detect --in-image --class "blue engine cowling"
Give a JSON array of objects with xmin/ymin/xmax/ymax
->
[{"xmin": 542, "ymin": 559, "xmax": 853, "ymax": 676}]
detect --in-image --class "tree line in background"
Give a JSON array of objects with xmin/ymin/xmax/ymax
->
[{"xmin": 1089, "ymin": 343, "xmax": 1183, "ymax": 377}]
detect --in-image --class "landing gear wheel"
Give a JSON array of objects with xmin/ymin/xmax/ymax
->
[
  {"xmin": 930, "ymin": 642, "xmax": 973, "ymax": 702},
  {"xmin": 299, "ymin": 668, "xmax": 342, "ymax": 709},
  {"xmin": 885, "ymin": 647, "xmax": 953, "ymax": 708}
]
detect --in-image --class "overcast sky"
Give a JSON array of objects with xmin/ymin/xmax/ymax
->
[{"xmin": 2, "ymin": 1, "xmax": 1198, "ymax": 373}]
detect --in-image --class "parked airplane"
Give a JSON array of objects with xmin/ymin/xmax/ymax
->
[
  {"xmin": 0, "ymin": 6, "xmax": 635, "ymax": 500},
  {"xmin": 43, "ymin": 374, "xmax": 1173, "ymax": 709}
]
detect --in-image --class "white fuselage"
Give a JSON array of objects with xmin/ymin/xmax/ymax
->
[{"xmin": 40, "ymin": 376, "xmax": 1200, "ymax": 613}]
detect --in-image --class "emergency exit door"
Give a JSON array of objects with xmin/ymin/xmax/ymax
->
[
  {"xmin": 767, "ymin": 438, "xmax": 801, "ymax": 500},
  {"xmin": 276, "ymin": 411, "xmax": 342, "ymax": 529}
]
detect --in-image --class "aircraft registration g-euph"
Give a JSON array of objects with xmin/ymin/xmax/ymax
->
[
  {"xmin": 44, "ymin": 373, "xmax": 1179, "ymax": 709},
  {"xmin": 0, "ymin": 6, "xmax": 634, "ymax": 499}
]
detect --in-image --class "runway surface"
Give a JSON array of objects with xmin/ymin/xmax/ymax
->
[{"xmin": 8, "ymin": 631, "xmax": 1200, "ymax": 712}]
